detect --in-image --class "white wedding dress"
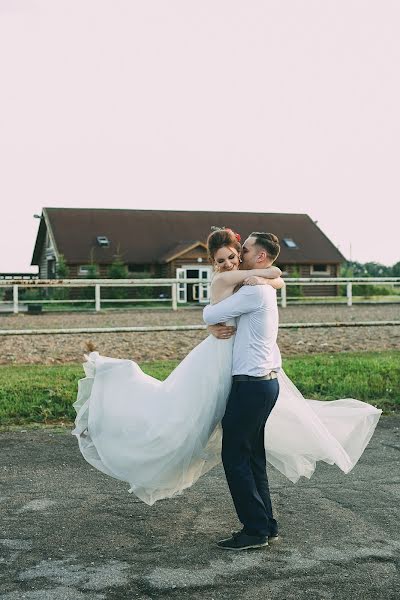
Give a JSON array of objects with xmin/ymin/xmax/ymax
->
[{"xmin": 73, "ymin": 331, "xmax": 381, "ymax": 505}]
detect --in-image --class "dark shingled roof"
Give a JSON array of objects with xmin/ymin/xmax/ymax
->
[
  {"xmin": 32, "ymin": 208, "xmax": 345, "ymax": 266},
  {"xmin": 161, "ymin": 242, "xmax": 207, "ymax": 263}
]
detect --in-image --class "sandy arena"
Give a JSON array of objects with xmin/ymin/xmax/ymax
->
[{"xmin": 0, "ymin": 304, "xmax": 399, "ymax": 365}]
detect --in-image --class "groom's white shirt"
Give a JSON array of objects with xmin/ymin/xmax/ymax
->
[{"xmin": 203, "ymin": 285, "xmax": 282, "ymax": 377}]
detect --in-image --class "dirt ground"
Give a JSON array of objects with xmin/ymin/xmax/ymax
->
[{"xmin": 0, "ymin": 304, "xmax": 399, "ymax": 365}]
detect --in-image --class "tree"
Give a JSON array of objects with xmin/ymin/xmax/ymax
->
[
  {"xmin": 107, "ymin": 255, "xmax": 128, "ymax": 279},
  {"xmin": 286, "ymin": 267, "xmax": 302, "ymax": 297},
  {"xmin": 342, "ymin": 261, "xmax": 392, "ymax": 277},
  {"xmin": 363, "ymin": 262, "xmax": 391, "ymax": 277},
  {"xmin": 392, "ymin": 262, "xmax": 400, "ymax": 277},
  {"xmin": 86, "ymin": 263, "xmax": 100, "ymax": 278},
  {"xmin": 342, "ymin": 261, "xmax": 368, "ymax": 277},
  {"xmin": 49, "ymin": 254, "xmax": 70, "ymax": 301},
  {"xmin": 107, "ymin": 253, "xmax": 128, "ymax": 300},
  {"xmin": 56, "ymin": 254, "xmax": 69, "ymax": 278}
]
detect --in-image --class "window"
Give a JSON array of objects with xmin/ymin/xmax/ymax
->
[
  {"xmin": 96, "ymin": 236, "xmax": 110, "ymax": 247},
  {"xmin": 78, "ymin": 265, "xmax": 90, "ymax": 276},
  {"xmin": 283, "ymin": 238, "xmax": 298, "ymax": 249},
  {"xmin": 311, "ymin": 264, "xmax": 330, "ymax": 275}
]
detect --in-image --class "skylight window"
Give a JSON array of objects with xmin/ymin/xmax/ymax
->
[
  {"xmin": 283, "ymin": 238, "xmax": 298, "ymax": 249},
  {"xmin": 96, "ymin": 236, "xmax": 110, "ymax": 247}
]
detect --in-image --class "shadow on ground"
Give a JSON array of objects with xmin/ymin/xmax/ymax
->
[{"xmin": 0, "ymin": 418, "xmax": 399, "ymax": 599}]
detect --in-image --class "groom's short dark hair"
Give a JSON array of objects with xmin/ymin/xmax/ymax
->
[{"xmin": 250, "ymin": 232, "xmax": 280, "ymax": 262}]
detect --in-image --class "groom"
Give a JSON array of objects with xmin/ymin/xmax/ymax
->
[{"xmin": 203, "ymin": 232, "xmax": 282, "ymax": 550}]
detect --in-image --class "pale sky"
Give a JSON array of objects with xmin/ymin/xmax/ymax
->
[{"xmin": 1, "ymin": 0, "xmax": 399, "ymax": 272}]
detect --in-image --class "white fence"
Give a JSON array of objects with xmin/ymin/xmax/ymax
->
[
  {"xmin": 0, "ymin": 277, "xmax": 399, "ymax": 313},
  {"xmin": 1, "ymin": 321, "xmax": 400, "ymax": 337}
]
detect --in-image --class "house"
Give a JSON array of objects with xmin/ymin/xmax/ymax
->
[{"xmin": 31, "ymin": 208, "xmax": 345, "ymax": 301}]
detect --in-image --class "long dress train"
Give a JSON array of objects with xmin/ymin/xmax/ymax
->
[{"xmin": 72, "ymin": 335, "xmax": 381, "ymax": 505}]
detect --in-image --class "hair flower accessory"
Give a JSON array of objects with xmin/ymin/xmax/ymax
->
[{"xmin": 226, "ymin": 228, "xmax": 241, "ymax": 242}]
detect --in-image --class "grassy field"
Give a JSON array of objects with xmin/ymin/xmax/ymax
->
[{"xmin": 0, "ymin": 351, "xmax": 398, "ymax": 426}]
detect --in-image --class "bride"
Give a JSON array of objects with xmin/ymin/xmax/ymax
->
[{"xmin": 73, "ymin": 228, "xmax": 381, "ymax": 506}]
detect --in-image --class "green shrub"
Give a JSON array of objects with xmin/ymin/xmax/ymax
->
[
  {"xmin": 56, "ymin": 254, "xmax": 69, "ymax": 279},
  {"xmin": 286, "ymin": 268, "xmax": 303, "ymax": 297}
]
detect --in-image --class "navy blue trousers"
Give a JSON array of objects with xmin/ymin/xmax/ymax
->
[{"xmin": 221, "ymin": 379, "xmax": 280, "ymax": 537}]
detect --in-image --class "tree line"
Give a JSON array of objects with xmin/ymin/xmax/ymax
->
[{"xmin": 341, "ymin": 261, "xmax": 400, "ymax": 278}]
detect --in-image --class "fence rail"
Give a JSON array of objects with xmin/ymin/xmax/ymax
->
[
  {"xmin": 0, "ymin": 277, "xmax": 399, "ymax": 313},
  {"xmin": 0, "ymin": 320, "xmax": 399, "ymax": 337}
]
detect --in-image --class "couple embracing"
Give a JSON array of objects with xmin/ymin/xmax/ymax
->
[{"xmin": 73, "ymin": 227, "xmax": 381, "ymax": 550}]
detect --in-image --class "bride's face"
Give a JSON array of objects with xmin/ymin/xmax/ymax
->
[{"xmin": 213, "ymin": 246, "xmax": 241, "ymax": 272}]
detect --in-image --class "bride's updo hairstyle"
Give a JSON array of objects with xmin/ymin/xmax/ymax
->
[
  {"xmin": 250, "ymin": 232, "xmax": 281, "ymax": 262},
  {"xmin": 207, "ymin": 227, "xmax": 241, "ymax": 263}
]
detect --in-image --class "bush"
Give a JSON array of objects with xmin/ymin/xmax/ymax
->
[
  {"xmin": 108, "ymin": 257, "xmax": 128, "ymax": 279},
  {"xmin": 86, "ymin": 264, "xmax": 100, "ymax": 278},
  {"xmin": 339, "ymin": 284, "xmax": 398, "ymax": 297},
  {"xmin": 20, "ymin": 288, "xmax": 47, "ymax": 302},
  {"xmin": 56, "ymin": 254, "xmax": 69, "ymax": 279},
  {"xmin": 286, "ymin": 268, "xmax": 303, "ymax": 297},
  {"xmin": 48, "ymin": 287, "xmax": 70, "ymax": 301},
  {"xmin": 78, "ymin": 263, "xmax": 100, "ymax": 301},
  {"xmin": 105, "ymin": 256, "xmax": 129, "ymax": 300},
  {"xmin": 128, "ymin": 271, "xmax": 165, "ymax": 300}
]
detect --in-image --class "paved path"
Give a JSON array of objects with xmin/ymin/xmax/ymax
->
[{"xmin": 1, "ymin": 418, "xmax": 399, "ymax": 600}]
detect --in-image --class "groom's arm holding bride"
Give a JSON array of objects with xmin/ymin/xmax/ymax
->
[
  {"xmin": 203, "ymin": 285, "xmax": 268, "ymax": 326},
  {"xmin": 204, "ymin": 283, "xmax": 281, "ymax": 341},
  {"xmin": 206, "ymin": 268, "xmax": 284, "ymax": 339}
]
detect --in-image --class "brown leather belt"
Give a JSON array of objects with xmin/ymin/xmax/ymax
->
[{"xmin": 232, "ymin": 372, "xmax": 278, "ymax": 382}]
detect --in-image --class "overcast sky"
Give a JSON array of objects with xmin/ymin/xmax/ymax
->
[{"xmin": 1, "ymin": 0, "xmax": 399, "ymax": 272}]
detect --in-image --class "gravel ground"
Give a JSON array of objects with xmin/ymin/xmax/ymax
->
[
  {"xmin": 1, "ymin": 419, "xmax": 400, "ymax": 599},
  {"xmin": 0, "ymin": 305, "xmax": 399, "ymax": 365}
]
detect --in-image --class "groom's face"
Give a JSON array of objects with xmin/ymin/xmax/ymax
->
[{"xmin": 241, "ymin": 237, "xmax": 260, "ymax": 269}]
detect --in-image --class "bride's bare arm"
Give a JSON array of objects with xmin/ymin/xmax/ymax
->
[
  {"xmin": 215, "ymin": 266, "xmax": 281, "ymax": 288},
  {"xmin": 243, "ymin": 275, "xmax": 285, "ymax": 290},
  {"xmin": 211, "ymin": 266, "xmax": 281, "ymax": 304}
]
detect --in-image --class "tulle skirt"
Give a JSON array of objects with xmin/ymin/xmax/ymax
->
[{"xmin": 73, "ymin": 335, "xmax": 381, "ymax": 505}]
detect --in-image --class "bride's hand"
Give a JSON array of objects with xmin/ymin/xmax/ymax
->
[
  {"xmin": 244, "ymin": 276, "xmax": 285, "ymax": 290},
  {"xmin": 207, "ymin": 324, "xmax": 236, "ymax": 339},
  {"xmin": 243, "ymin": 276, "xmax": 267, "ymax": 286}
]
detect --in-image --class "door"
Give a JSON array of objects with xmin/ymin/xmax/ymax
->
[
  {"xmin": 176, "ymin": 266, "xmax": 212, "ymax": 303},
  {"xmin": 47, "ymin": 259, "xmax": 56, "ymax": 279},
  {"xmin": 199, "ymin": 267, "xmax": 212, "ymax": 303},
  {"xmin": 185, "ymin": 269, "xmax": 200, "ymax": 302},
  {"xmin": 176, "ymin": 268, "xmax": 187, "ymax": 303}
]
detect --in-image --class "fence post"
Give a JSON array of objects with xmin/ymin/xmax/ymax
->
[
  {"xmin": 172, "ymin": 283, "xmax": 177, "ymax": 311},
  {"xmin": 347, "ymin": 282, "xmax": 352, "ymax": 307},
  {"xmin": 13, "ymin": 284, "xmax": 19, "ymax": 314},
  {"xmin": 281, "ymin": 285, "xmax": 287, "ymax": 308},
  {"xmin": 95, "ymin": 284, "xmax": 101, "ymax": 312}
]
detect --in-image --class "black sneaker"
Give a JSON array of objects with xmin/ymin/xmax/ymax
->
[
  {"xmin": 217, "ymin": 531, "xmax": 268, "ymax": 550},
  {"xmin": 229, "ymin": 529, "xmax": 279, "ymax": 543}
]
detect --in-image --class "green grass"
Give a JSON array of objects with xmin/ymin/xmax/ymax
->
[
  {"xmin": 0, "ymin": 351, "xmax": 399, "ymax": 426},
  {"xmin": 283, "ymin": 352, "xmax": 399, "ymax": 412}
]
